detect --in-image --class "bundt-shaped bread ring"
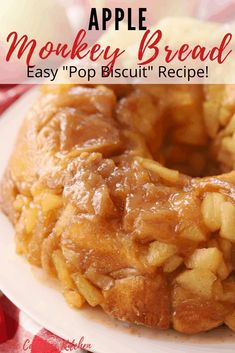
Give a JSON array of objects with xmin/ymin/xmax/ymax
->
[{"xmin": 2, "ymin": 84, "xmax": 235, "ymax": 333}]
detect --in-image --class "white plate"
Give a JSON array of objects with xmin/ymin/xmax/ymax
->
[{"xmin": 0, "ymin": 89, "xmax": 235, "ymax": 353}]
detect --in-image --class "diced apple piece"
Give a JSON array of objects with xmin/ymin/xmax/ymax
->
[
  {"xmin": 52, "ymin": 250, "xmax": 85, "ymax": 308},
  {"xmin": 40, "ymin": 193, "xmax": 63, "ymax": 214},
  {"xmin": 72, "ymin": 273, "xmax": 103, "ymax": 307},
  {"xmin": 203, "ymin": 102, "xmax": 220, "ymax": 137},
  {"xmin": 147, "ymin": 241, "xmax": 177, "ymax": 267},
  {"xmin": 52, "ymin": 250, "xmax": 74, "ymax": 289},
  {"xmin": 185, "ymin": 248, "xmax": 223, "ymax": 273},
  {"xmin": 217, "ymin": 260, "xmax": 230, "ymax": 280},
  {"xmin": 220, "ymin": 202, "xmax": 235, "ymax": 241},
  {"xmin": 180, "ymin": 224, "xmax": 206, "ymax": 242},
  {"xmin": 201, "ymin": 192, "xmax": 225, "ymax": 232},
  {"xmin": 54, "ymin": 203, "xmax": 77, "ymax": 235},
  {"xmin": 85, "ymin": 267, "xmax": 114, "ymax": 290},
  {"xmin": 63, "ymin": 288, "xmax": 85, "ymax": 309},
  {"xmin": 13, "ymin": 195, "xmax": 31, "ymax": 211},
  {"xmin": 24, "ymin": 207, "xmax": 38, "ymax": 234},
  {"xmin": 176, "ymin": 269, "xmax": 217, "ymax": 299},
  {"xmin": 163, "ymin": 255, "xmax": 183, "ymax": 273},
  {"xmin": 136, "ymin": 157, "xmax": 179, "ymax": 183}
]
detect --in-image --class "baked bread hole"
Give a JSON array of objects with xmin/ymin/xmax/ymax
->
[{"xmin": 119, "ymin": 84, "xmax": 235, "ymax": 178}]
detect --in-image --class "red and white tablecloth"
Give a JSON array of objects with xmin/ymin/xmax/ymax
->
[
  {"xmin": 0, "ymin": 85, "xmax": 91, "ymax": 353},
  {"xmin": 0, "ymin": 293, "xmax": 90, "ymax": 353}
]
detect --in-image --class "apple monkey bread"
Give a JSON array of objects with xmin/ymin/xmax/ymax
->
[{"xmin": 2, "ymin": 84, "xmax": 235, "ymax": 334}]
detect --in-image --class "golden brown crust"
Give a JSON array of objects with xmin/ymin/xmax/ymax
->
[
  {"xmin": 172, "ymin": 286, "xmax": 232, "ymax": 334},
  {"xmin": 2, "ymin": 84, "xmax": 235, "ymax": 334},
  {"xmin": 102, "ymin": 275, "xmax": 170, "ymax": 329}
]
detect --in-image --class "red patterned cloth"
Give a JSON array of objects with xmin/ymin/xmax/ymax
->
[
  {"xmin": 0, "ymin": 293, "xmax": 90, "ymax": 353},
  {"xmin": 0, "ymin": 85, "xmax": 32, "ymax": 114}
]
